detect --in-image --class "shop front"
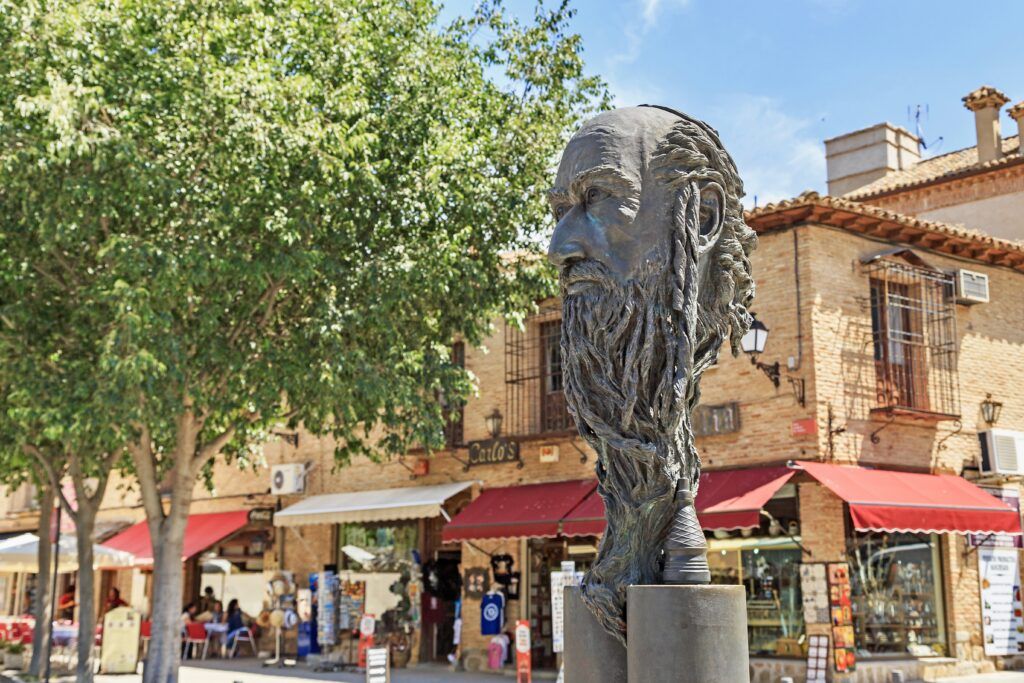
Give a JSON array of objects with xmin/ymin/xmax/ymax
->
[
  {"xmin": 102, "ymin": 509, "xmax": 274, "ymax": 616},
  {"xmin": 474, "ymin": 463, "xmax": 1023, "ymax": 682},
  {"xmin": 441, "ymin": 478, "xmax": 599, "ymax": 671},
  {"xmin": 273, "ymin": 481, "xmax": 474, "ymax": 666}
]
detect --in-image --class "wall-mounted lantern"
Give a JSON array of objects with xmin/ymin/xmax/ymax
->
[
  {"xmin": 981, "ymin": 394, "xmax": 1003, "ymax": 426},
  {"xmin": 485, "ymin": 408, "xmax": 504, "ymax": 439}
]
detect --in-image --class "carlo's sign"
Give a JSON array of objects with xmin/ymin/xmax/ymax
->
[{"xmin": 466, "ymin": 437, "xmax": 522, "ymax": 469}]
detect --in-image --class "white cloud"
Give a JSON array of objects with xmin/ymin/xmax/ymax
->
[
  {"xmin": 704, "ymin": 95, "xmax": 827, "ymax": 208},
  {"xmin": 609, "ymin": 0, "xmax": 692, "ymax": 66},
  {"xmin": 641, "ymin": 0, "xmax": 691, "ymax": 27}
]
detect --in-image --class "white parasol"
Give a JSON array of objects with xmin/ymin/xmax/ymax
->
[{"xmin": 0, "ymin": 533, "xmax": 134, "ymax": 573}]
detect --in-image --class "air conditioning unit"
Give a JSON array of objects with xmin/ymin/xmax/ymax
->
[
  {"xmin": 270, "ymin": 463, "xmax": 306, "ymax": 495},
  {"xmin": 979, "ymin": 429, "xmax": 1024, "ymax": 476},
  {"xmin": 955, "ymin": 269, "xmax": 990, "ymax": 304}
]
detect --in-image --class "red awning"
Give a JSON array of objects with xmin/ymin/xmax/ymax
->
[
  {"xmin": 797, "ymin": 460, "xmax": 1023, "ymax": 535},
  {"xmin": 560, "ymin": 466, "xmax": 795, "ymax": 537},
  {"xmin": 561, "ymin": 488, "xmax": 606, "ymax": 537},
  {"xmin": 102, "ymin": 510, "xmax": 251, "ymax": 565},
  {"xmin": 697, "ymin": 467, "xmax": 795, "ymax": 530},
  {"xmin": 442, "ymin": 480, "xmax": 597, "ymax": 543}
]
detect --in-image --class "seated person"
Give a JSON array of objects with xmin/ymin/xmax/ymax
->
[
  {"xmin": 57, "ymin": 584, "xmax": 76, "ymax": 621},
  {"xmin": 225, "ymin": 599, "xmax": 252, "ymax": 652},
  {"xmin": 180, "ymin": 602, "xmax": 198, "ymax": 628},
  {"xmin": 104, "ymin": 587, "xmax": 128, "ymax": 614}
]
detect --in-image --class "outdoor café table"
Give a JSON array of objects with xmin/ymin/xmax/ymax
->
[
  {"xmin": 52, "ymin": 622, "xmax": 77, "ymax": 646},
  {"xmin": 204, "ymin": 622, "xmax": 229, "ymax": 657}
]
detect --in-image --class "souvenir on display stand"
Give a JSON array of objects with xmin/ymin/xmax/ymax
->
[
  {"xmin": 317, "ymin": 570, "xmax": 338, "ymax": 647},
  {"xmin": 264, "ymin": 571, "xmax": 299, "ymax": 668},
  {"xmin": 827, "ymin": 563, "xmax": 856, "ymax": 673}
]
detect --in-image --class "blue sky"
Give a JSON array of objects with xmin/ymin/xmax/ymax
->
[{"xmin": 442, "ymin": 0, "xmax": 1024, "ymax": 206}]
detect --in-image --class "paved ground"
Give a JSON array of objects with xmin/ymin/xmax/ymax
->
[
  {"xmin": 2, "ymin": 659, "xmax": 542, "ymax": 682},
  {"xmin": 935, "ymin": 675, "xmax": 1024, "ymax": 683}
]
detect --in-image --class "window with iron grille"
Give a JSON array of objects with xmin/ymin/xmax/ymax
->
[
  {"xmin": 505, "ymin": 302, "xmax": 574, "ymax": 436},
  {"xmin": 443, "ymin": 342, "xmax": 465, "ymax": 448},
  {"xmin": 865, "ymin": 256, "xmax": 959, "ymax": 418}
]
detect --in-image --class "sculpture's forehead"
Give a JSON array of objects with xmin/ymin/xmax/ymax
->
[{"xmin": 554, "ymin": 108, "xmax": 677, "ymax": 189}]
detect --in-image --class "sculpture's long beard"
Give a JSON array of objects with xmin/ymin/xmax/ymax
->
[{"xmin": 561, "ymin": 255, "xmax": 699, "ymax": 645}]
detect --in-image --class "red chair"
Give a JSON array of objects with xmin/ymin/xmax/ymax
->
[{"xmin": 183, "ymin": 622, "xmax": 209, "ymax": 660}]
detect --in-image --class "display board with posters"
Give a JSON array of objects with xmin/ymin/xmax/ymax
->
[
  {"xmin": 980, "ymin": 546, "xmax": 1024, "ymax": 655},
  {"xmin": 827, "ymin": 563, "xmax": 856, "ymax": 673},
  {"xmin": 549, "ymin": 568, "xmax": 585, "ymax": 654},
  {"xmin": 799, "ymin": 563, "xmax": 829, "ymax": 626},
  {"xmin": 99, "ymin": 607, "xmax": 141, "ymax": 674}
]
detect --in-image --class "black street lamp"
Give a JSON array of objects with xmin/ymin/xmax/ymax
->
[
  {"xmin": 485, "ymin": 408, "xmax": 504, "ymax": 439},
  {"xmin": 981, "ymin": 394, "xmax": 1003, "ymax": 426},
  {"xmin": 740, "ymin": 315, "xmax": 780, "ymax": 388}
]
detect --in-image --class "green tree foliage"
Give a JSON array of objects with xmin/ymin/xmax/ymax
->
[{"xmin": 0, "ymin": 0, "xmax": 605, "ymax": 680}]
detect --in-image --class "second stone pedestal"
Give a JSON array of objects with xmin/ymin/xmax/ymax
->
[
  {"xmin": 564, "ymin": 586, "xmax": 627, "ymax": 683},
  {"xmin": 627, "ymin": 584, "xmax": 749, "ymax": 683}
]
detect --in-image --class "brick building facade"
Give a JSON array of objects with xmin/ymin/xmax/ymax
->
[{"xmin": 0, "ymin": 86, "xmax": 1022, "ymax": 682}]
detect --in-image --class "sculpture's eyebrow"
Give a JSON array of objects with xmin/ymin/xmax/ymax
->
[{"xmin": 548, "ymin": 165, "xmax": 640, "ymax": 204}]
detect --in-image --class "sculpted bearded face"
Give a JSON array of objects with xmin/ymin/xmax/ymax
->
[{"xmin": 546, "ymin": 106, "xmax": 756, "ymax": 642}]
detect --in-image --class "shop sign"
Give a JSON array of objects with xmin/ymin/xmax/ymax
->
[
  {"xmin": 365, "ymin": 647, "xmax": 390, "ymax": 683},
  {"xmin": 791, "ymin": 418, "xmax": 817, "ymax": 436},
  {"xmin": 979, "ymin": 547, "xmax": 1024, "ymax": 655},
  {"xmin": 970, "ymin": 486, "xmax": 1023, "ymax": 548},
  {"xmin": 99, "ymin": 607, "xmax": 140, "ymax": 674},
  {"xmin": 248, "ymin": 507, "xmax": 274, "ymax": 524},
  {"xmin": 539, "ymin": 445, "xmax": 559, "ymax": 463},
  {"xmin": 515, "ymin": 620, "xmax": 531, "ymax": 683},
  {"xmin": 467, "ymin": 437, "xmax": 521, "ymax": 468}
]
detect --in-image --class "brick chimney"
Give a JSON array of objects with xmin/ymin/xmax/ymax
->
[
  {"xmin": 962, "ymin": 85, "xmax": 1010, "ymax": 164},
  {"xmin": 1009, "ymin": 101, "xmax": 1024, "ymax": 156},
  {"xmin": 824, "ymin": 123, "xmax": 920, "ymax": 196}
]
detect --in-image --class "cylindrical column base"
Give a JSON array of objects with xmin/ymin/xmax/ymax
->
[
  {"xmin": 564, "ymin": 586, "xmax": 627, "ymax": 683},
  {"xmin": 627, "ymin": 584, "xmax": 749, "ymax": 683}
]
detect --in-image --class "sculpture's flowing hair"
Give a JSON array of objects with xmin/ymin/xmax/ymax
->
[{"xmin": 560, "ymin": 116, "xmax": 756, "ymax": 644}]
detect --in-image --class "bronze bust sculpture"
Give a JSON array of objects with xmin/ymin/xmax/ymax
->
[{"xmin": 548, "ymin": 105, "xmax": 757, "ymax": 643}]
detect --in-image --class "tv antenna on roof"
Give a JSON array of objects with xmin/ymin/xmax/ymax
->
[{"xmin": 908, "ymin": 104, "xmax": 943, "ymax": 154}]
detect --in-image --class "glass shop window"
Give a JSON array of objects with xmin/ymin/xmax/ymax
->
[
  {"xmin": 338, "ymin": 521, "xmax": 419, "ymax": 570},
  {"xmin": 848, "ymin": 532, "xmax": 947, "ymax": 657},
  {"xmin": 709, "ymin": 543, "xmax": 805, "ymax": 656}
]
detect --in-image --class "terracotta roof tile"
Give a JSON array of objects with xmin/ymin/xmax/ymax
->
[
  {"xmin": 962, "ymin": 85, "xmax": 1010, "ymax": 111},
  {"xmin": 842, "ymin": 135, "xmax": 1021, "ymax": 199},
  {"xmin": 745, "ymin": 192, "xmax": 1024, "ymax": 272}
]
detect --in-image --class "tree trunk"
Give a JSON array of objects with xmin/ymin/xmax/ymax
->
[
  {"xmin": 29, "ymin": 485, "xmax": 54, "ymax": 677},
  {"xmin": 141, "ymin": 504, "xmax": 190, "ymax": 683},
  {"xmin": 75, "ymin": 505, "xmax": 97, "ymax": 682}
]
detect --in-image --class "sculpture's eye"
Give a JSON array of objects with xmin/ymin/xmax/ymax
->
[
  {"xmin": 585, "ymin": 187, "xmax": 607, "ymax": 204},
  {"xmin": 554, "ymin": 204, "xmax": 570, "ymax": 220}
]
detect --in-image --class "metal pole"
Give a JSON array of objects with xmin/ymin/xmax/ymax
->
[{"xmin": 44, "ymin": 503, "xmax": 61, "ymax": 683}]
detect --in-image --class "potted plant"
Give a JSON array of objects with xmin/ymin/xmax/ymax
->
[
  {"xmin": 2, "ymin": 643, "xmax": 23, "ymax": 671},
  {"xmin": 4, "ymin": 642, "xmax": 25, "ymax": 670}
]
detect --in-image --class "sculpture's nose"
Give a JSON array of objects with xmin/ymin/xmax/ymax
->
[{"xmin": 548, "ymin": 213, "xmax": 588, "ymax": 267}]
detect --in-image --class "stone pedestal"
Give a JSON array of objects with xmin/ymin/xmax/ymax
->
[
  {"xmin": 627, "ymin": 584, "xmax": 749, "ymax": 683},
  {"xmin": 564, "ymin": 586, "xmax": 627, "ymax": 683}
]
